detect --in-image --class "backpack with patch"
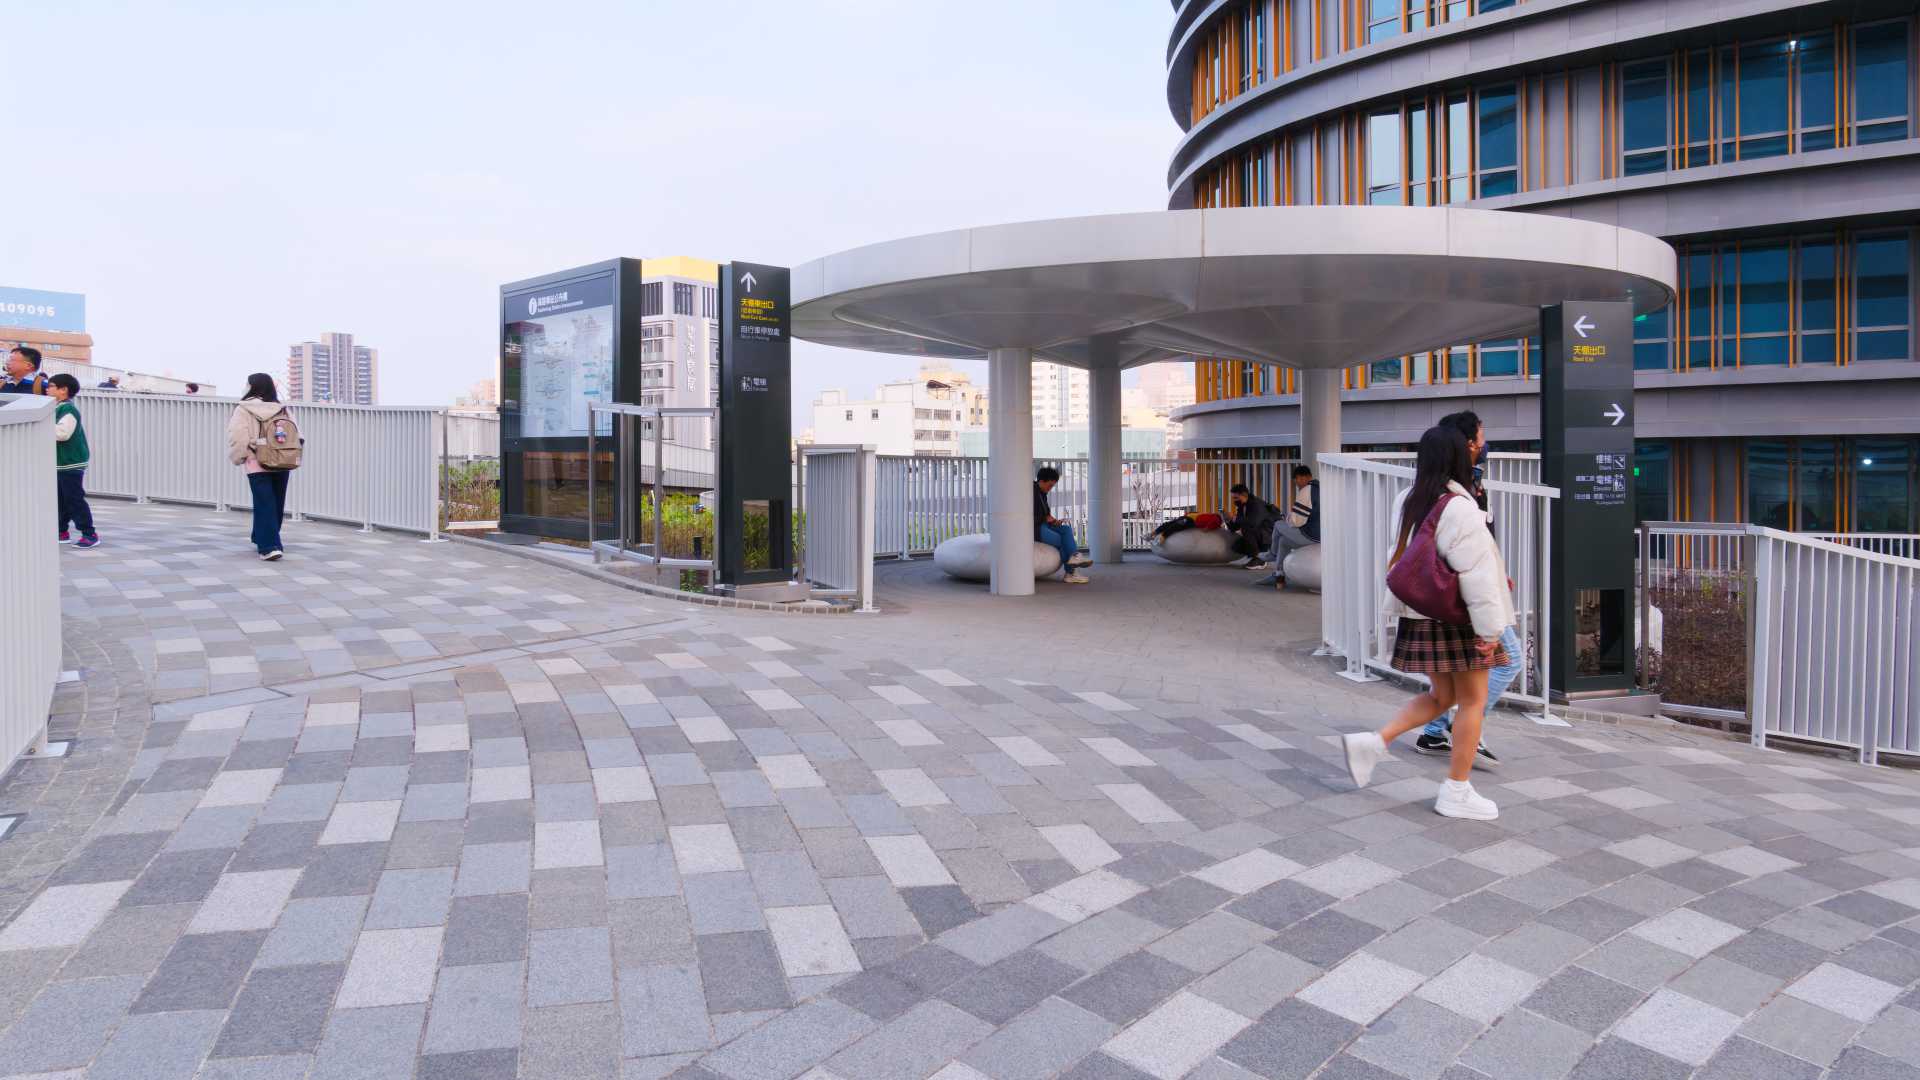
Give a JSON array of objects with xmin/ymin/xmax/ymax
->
[{"xmin": 253, "ymin": 408, "xmax": 304, "ymax": 470}]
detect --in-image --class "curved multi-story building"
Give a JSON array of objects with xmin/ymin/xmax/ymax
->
[{"xmin": 1166, "ymin": 0, "xmax": 1918, "ymax": 531}]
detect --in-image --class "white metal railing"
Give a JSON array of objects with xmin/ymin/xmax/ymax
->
[
  {"xmin": 43, "ymin": 358, "xmax": 212, "ymax": 396},
  {"xmin": 1318, "ymin": 452, "xmax": 1559, "ymax": 710},
  {"xmin": 1808, "ymin": 533, "xmax": 1920, "ymax": 560},
  {"xmin": 76, "ymin": 391, "xmax": 445, "ymax": 536},
  {"xmin": 800, "ymin": 445, "xmax": 877, "ymax": 611},
  {"xmin": 445, "ymin": 412, "xmax": 500, "ymax": 460},
  {"xmin": 1750, "ymin": 527, "xmax": 1920, "ymax": 764},
  {"xmin": 871, "ymin": 455, "xmax": 1304, "ymax": 558},
  {"xmin": 0, "ymin": 398, "xmax": 62, "ymax": 772}
]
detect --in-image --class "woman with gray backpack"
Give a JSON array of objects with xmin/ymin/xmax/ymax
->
[{"xmin": 226, "ymin": 373, "xmax": 303, "ymax": 561}]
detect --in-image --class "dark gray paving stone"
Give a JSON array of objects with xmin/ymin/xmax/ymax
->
[
  {"xmin": 1567, "ymin": 1038, "xmax": 1692, "ymax": 1080},
  {"xmin": 1056, "ymin": 1052, "xmax": 1160, "ymax": 1080},
  {"xmin": 1828, "ymin": 1047, "xmax": 1920, "ymax": 1080},
  {"xmin": 211, "ymin": 962, "xmax": 344, "ymax": 1057},
  {"xmin": 882, "ymin": 945, "xmax": 979, "ymax": 994},
  {"xmin": 940, "ymin": 949, "xmax": 1082, "ymax": 1025},
  {"xmin": 1523, "ymin": 968, "xmax": 1646, "ymax": 1034},
  {"xmin": 122, "ymin": 849, "xmax": 232, "ymax": 906},
  {"xmin": 1220, "ymin": 999, "xmax": 1358, "ymax": 1079},
  {"xmin": 1273, "ymin": 910, "xmax": 1385, "ymax": 968},
  {"xmin": 1122, "ymin": 875, "xmax": 1236, "ymax": 928},
  {"xmin": 1714, "ymin": 927, "xmax": 1830, "ymax": 980},
  {"xmin": 1695, "ymin": 1036, "xmax": 1822, "ymax": 1080},
  {"xmin": 131, "ymin": 930, "xmax": 269, "ymax": 1013},
  {"xmin": 48, "ymin": 832, "xmax": 169, "ymax": 885},
  {"xmin": 1538, "ymin": 897, "xmax": 1644, "ymax": 943},
  {"xmin": 1059, "ymin": 951, "xmax": 1197, "ymax": 1025},
  {"xmin": 900, "ymin": 884, "xmax": 981, "ymax": 936},
  {"xmin": 229, "ymin": 822, "xmax": 325, "ymax": 872},
  {"xmin": 1316, "ymin": 1054, "xmax": 1412, "ymax": 1080},
  {"xmin": 830, "ymin": 969, "xmax": 926, "ymax": 1022},
  {"xmin": 1227, "ymin": 879, "xmax": 1338, "ymax": 931},
  {"xmin": 1105, "ymin": 844, "xmax": 1215, "ymax": 886},
  {"xmin": 417, "ymin": 1048, "xmax": 519, "ymax": 1080},
  {"xmin": 444, "ymin": 893, "xmax": 530, "ymax": 966},
  {"xmin": 1435, "ymin": 891, "xmax": 1538, "ymax": 937},
  {"xmin": 292, "ymin": 842, "xmax": 387, "ymax": 898},
  {"xmin": 695, "ymin": 931, "xmax": 793, "ymax": 1013}
]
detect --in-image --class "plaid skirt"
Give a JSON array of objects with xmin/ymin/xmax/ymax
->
[{"xmin": 1391, "ymin": 618, "xmax": 1510, "ymax": 674}]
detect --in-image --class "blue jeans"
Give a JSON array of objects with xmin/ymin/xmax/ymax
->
[
  {"xmin": 1038, "ymin": 523, "xmax": 1078, "ymax": 571},
  {"xmin": 1424, "ymin": 624, "xmax": 1521, "ymax": 738},
  {"xmin": 248, "ymin": 471, "xmax": 289, "ymax": 555}
]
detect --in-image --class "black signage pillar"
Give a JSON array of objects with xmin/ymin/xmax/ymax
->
[
  {"xmin": 1540, "ymin": 301, "xmax": 1638, "ymax": 699},
  {"xmin": 717, "ymin": 262, "xmax": 795, "ymax": 590}
]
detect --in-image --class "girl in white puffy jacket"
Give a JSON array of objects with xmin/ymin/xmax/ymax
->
[{"xmin": 1341, "ymin": 425, "xmax": 1514, "ymax": 821}]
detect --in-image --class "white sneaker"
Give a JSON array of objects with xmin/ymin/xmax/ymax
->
[
  {"xmin": 1245, "ymin": 561, "xmax": 1271, "ymax": 571},
  {"xmin": 1434, "ymin": 780, "xmax": 1498, "ymax": 820},
  {"xmin": 262, "ymin": 550, "xmax": 284, "ymax": 562},
  {"xmin": 1341, "ymin": 732, "xmax": 1387, "ymax": 788},
  {"xmin": 1063, "ymin": 572, "xmax": 1090, "ymax": 584}
]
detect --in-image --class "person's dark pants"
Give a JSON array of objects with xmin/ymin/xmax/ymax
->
[
  {"xmin": 1230, "ymin": 533, "xmax": 1261, "ymax": 558},
  {"xmin": 56, "ymin": 469, "xmax": 95, "ymax": 539},
  {"xmin": 248, "ymin": 471, "xmax": 290, "ymax": 554}
]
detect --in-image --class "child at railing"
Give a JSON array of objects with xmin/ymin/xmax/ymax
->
[{"xmin": 47, "ymin": 374, "xmax": 99, "ymax": 549}]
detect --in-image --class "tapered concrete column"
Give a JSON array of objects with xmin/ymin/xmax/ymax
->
[
  {"xmin": 987, "ymin": 347, "xmax": 1036, "ymax": 596},
  {"xmin": 1299, "ymin": 368, "xmax": 1342, "ymax": 471},
  {"xmin": 1087, "ymin": 364, "xmax": 1124, "ymax": 564}
]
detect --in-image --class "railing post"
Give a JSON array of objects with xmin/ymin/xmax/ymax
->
[
  {"xmin": 1746, "ymin": 528, "xmax": 1766, "ymax": 750},
  {"xmin": 653, "ymin": 415, "xmax": 665, "ymax": 587},
  {"xmin": 586, "ymin": 406, "xmax": 597, "ymax": 558},
  {"xmin": 1637, "ymin": 523, "xmax": 1651, "ymax": 689}
]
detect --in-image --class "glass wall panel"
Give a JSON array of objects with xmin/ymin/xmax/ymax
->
[
  {"xmin": 1738, "ymin": 242, "xmax": 1790, "ymax": 365},
  {"xmin": 1854, "ymin": 439, "xmax": 1915, "ymax": 533},
  {"xmin": 1369, "ymin": 358, "xmax": 1405, "ymax": 385},
  {"xmin": 1368, "ymin": 0, "xmax": 1400, "ymax": 43},
  {"xmin": 1445, "ymin": 95, "xmax": 1471, "ymax": 203},
  {"xmin": 1855, "ymin": 21, "xmax": 1912, "ymax": 144},
  {"xmin": 1747, "ymin": 440, "xmax": 1792, "ymax": 528},
  {"xmin": 1800, "ymin": 240, "xmax": 1837, "ymax": 363},
  {"xmin": 1686, "ymin": 251, "xmax": 1715, "ymax": 369},
  {"xmin": 1634, "ymin": 308, "xmax": 1671, "ymax": 371},
  {"xmin": 1738, "ymin": 41, "xmax": 1792, "ymax": 159},
  {"xmin": 1797, "ymin": 440, "xmax": 1837, "ymax": 531},
  {"xmin": 1636, "ymin": 440, "xmax": 1670, "ymax": 522},
  {"xmin": 1476, "ymin": 85, "xmax": 1517, "ymax": 196},
  {"xmin": 1478, "ymin": 339, "xmax": 1520, "ymax": 378},
  {"xmin": 1622, "ymin": 61, "xmax": 1669, "ymax": 175},
  {"xmin": 1446, "ymin": 347, "xmax": 1470, "ymax": 382},
  {"xmin": 1855, "ymin": 232, "xmax": 1912, "ymax": 362},
  {"xmin": 1684, "ymin": 50, "xmax": 1714, "ymax": 166},
  {"xmin": 1368, "ymin": 110, "xmax": 1403, "ymax": 204},
  {"xmin": 1797, "ymin": 34, "xmax": 1835, "ymax": 150},
  {"xmin": 1409, "ymin": 104, "xmax": 1430, "ymax": 206}
]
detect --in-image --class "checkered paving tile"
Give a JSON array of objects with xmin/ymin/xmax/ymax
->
[{"xmin": 0, "ymin": 504, "xmax": 1915, "ymax": 1079}]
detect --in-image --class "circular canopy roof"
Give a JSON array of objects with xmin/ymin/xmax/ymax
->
[{"xmin": 792, "ymin": 207, "xmax": 1675, "ymax": 371}]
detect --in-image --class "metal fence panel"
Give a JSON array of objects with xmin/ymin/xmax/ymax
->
[
  {"xmin": 75, "ymin": 393, "xmax": 442, "ymax": 535},
  {"xmin": 0, "ymin": 399, "xmax": 61, "ymax": 772},
  {"xmin": 802, "ymin": 446, "xmax": 875, "ymax": 609}
]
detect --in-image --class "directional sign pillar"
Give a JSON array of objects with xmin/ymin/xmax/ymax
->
[
  {"xmin": 1540, "ymin": 300, "xmax": 1644, "ymax": 704},
  {"xmin": 718, "ymin": 262, "xmax": 802, "ymax": 600}
]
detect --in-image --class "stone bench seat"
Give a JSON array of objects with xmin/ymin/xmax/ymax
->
[
  {"xmin": 933, "ymin": 533, "xmax": 1063, "ymax": 582},
  {"xmin": 1151, "ymin": 528, "xmax": 1239, "ymax": 565}
]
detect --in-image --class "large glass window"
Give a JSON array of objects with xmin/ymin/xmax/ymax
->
[
  {"xmin": 1477, "ymin": 338, "xmax": 1520, "ymax": 379},
  {"xmin": 1369, "ymin": 357, "xmax": 1404, "ymax": 386},
  {"xmin": 1747, "ymin": 440, "xmax": 1792, "ymax": 528},
  {"xmin": 1797, "ymin": 34, "xmax": 1836, "ymax": 151},
  {"xmin": 1634, "ymin": 307, "xmax": 1671, "ymax": 371},
  {"xmin": 1797, "ymin": 440, "xmax": 1837, "ymax": 531},
  {"xmin": 1367, "ymin": 0, "xmax": 1400, "ymax": 44},
  {"xmin": 1685, "ymin": 251, "xmax": 1715, "ymax": 369},
  {"xmin": 1622, "ymin": 61, "xmax": 1669, "ymax": 175},
  {"xmin": 1855, "ymin": 21, "xmax": 1912, "ymax": 144},
  {"xmin": 1409, "ymin": 104, "xmax": 1431, "ymax": 206},
  {"xmin": 1738, "ymin": 40, "xmax": 1792, "ymax": 159},
  {"xmin": 1683, "ymin": 50, "xmax": 1714, "ymax": 166},
  {"xmin": 1799, "ymin": 240, "xmax": 1836, "ymax": 363},
  {"xmin": 1368, "ymin": 110, "xmax": 1403, "ymax": 205},
  {"xmin": 1854, "ymin": 440, "xmax": 1914, "ymax": 533},
  {"xmin": 1636, "ymin": 440, "xmax": 1670, "ymax": 522},
  {"xmin": 1476, "ymin": 85, "xmax": 1517, "ymax": 196},
  {"xmin": 1445, "ymin": 95, "xmax": 1471, "ymax": 202},
  {"xmin": 1855, "ymin": 232, "xmax": 1912, "ymax": 362},
  {"xmin": 1737, "ymin": 242, "xmax": 1790, "ymax": 365}
]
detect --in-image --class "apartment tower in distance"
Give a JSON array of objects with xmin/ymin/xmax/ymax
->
[
  {"xmin": 288, "ymin": 332, "xmax": 379, "ymax": 405},
  {"xmin": 1168, "ymin": 0, "xmax": 1917, "ymax": 531}
]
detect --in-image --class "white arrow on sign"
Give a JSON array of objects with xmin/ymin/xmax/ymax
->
[
  {"xmin": 1605, "ymin": 403, "xmax": 1626, "ymax": 426},
  {"xmin": 1574, "ymin": 315, "xmax": 1595, "ymax": 338},
  {"xmin": 740, "ymin": 271, "xmax": 758, "ymax": 292}
]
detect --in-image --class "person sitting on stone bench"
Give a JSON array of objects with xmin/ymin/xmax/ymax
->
[
  {"xmin": 1224, "ymin": 483, "xmax": 1279, "ymax": 569},
  {"xmin": 1034, "ymin": 466, "xmax": 1090, "ymax": 584},
  {"xmin": 1254, "ymin": 465, "xmax": 1320, "ymax": 588}
]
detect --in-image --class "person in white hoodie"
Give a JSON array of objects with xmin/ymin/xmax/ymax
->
[
  {"xmin": 228, "ymin": 373, "xmax": 293, "ymax": 561},
  {"xmin": 1341, "ymin": 425, "xmax": 1515, "ymax": 820}
]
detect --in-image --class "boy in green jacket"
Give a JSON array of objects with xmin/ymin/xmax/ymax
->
[{"xmin": 47, "ymin": 374, "xmax": 98, "ymax": 548}]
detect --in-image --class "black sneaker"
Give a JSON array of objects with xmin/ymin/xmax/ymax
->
[
  {"xmin": 1414, "ymin": 733, "xmax": 1452, "ymax": 756},
  {"xmin": 1473, "ymin": 742, "xmax": 1501, "ymax": 769}
]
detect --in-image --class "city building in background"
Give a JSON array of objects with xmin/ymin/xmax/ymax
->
[
  {"xmin": 637, "ymin": 257, "xmax": 721, "ymax": 449},
  {"xmin": 1, "ymin": 285, "xmax": 92, "ymax": 367},
  {"xmin": 810, "ymin": 366, "xmax": 984, "ymax": 456},
  {"xmin": 1167, "ymin": 1, "xmax": 1918, "ymax": 530},
  {"xmin": 457, "ymin": 378, "xmax": 497, "ymax": 408},
  {"xmin": 1031, "ymin": 361, "xmax": 1090, "ymax": 429},
  {"xmin": 288, "ymin": 332, "xmax": 380, "ymax": 405}
]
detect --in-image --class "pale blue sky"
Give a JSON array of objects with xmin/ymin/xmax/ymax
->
[{"xmin": 8, "ymin": 1, "xmax": 1180, "ymax": 418}]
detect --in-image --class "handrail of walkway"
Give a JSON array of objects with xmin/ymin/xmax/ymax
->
[
  {"xmin": 1316, "ymin": 452, "xmax": 1560, "ymax": 718},
  {"xmin": 0, "ymin": 398, "xmax": 62, "ymax": 773},
  {"xmin": 75, "ymin": 391, "xmax": 446, "ymax": 537}
]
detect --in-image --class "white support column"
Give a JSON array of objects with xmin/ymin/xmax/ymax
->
[
  {"xmin": 1299, "ymin": 368, "xmax": 1342, "ymax": 472},
  {"xmin": 987, "ymin": 347, "xmax": 1036, "ymax": 596},
  {"xmin": 1087, "ymin": 364, "xmax": 1123, "ymax": 564}
]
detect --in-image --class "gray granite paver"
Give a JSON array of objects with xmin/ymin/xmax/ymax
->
[{"xmin": 5, "ymin": 505, "xmax": 1920, "ymax": 1080}]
